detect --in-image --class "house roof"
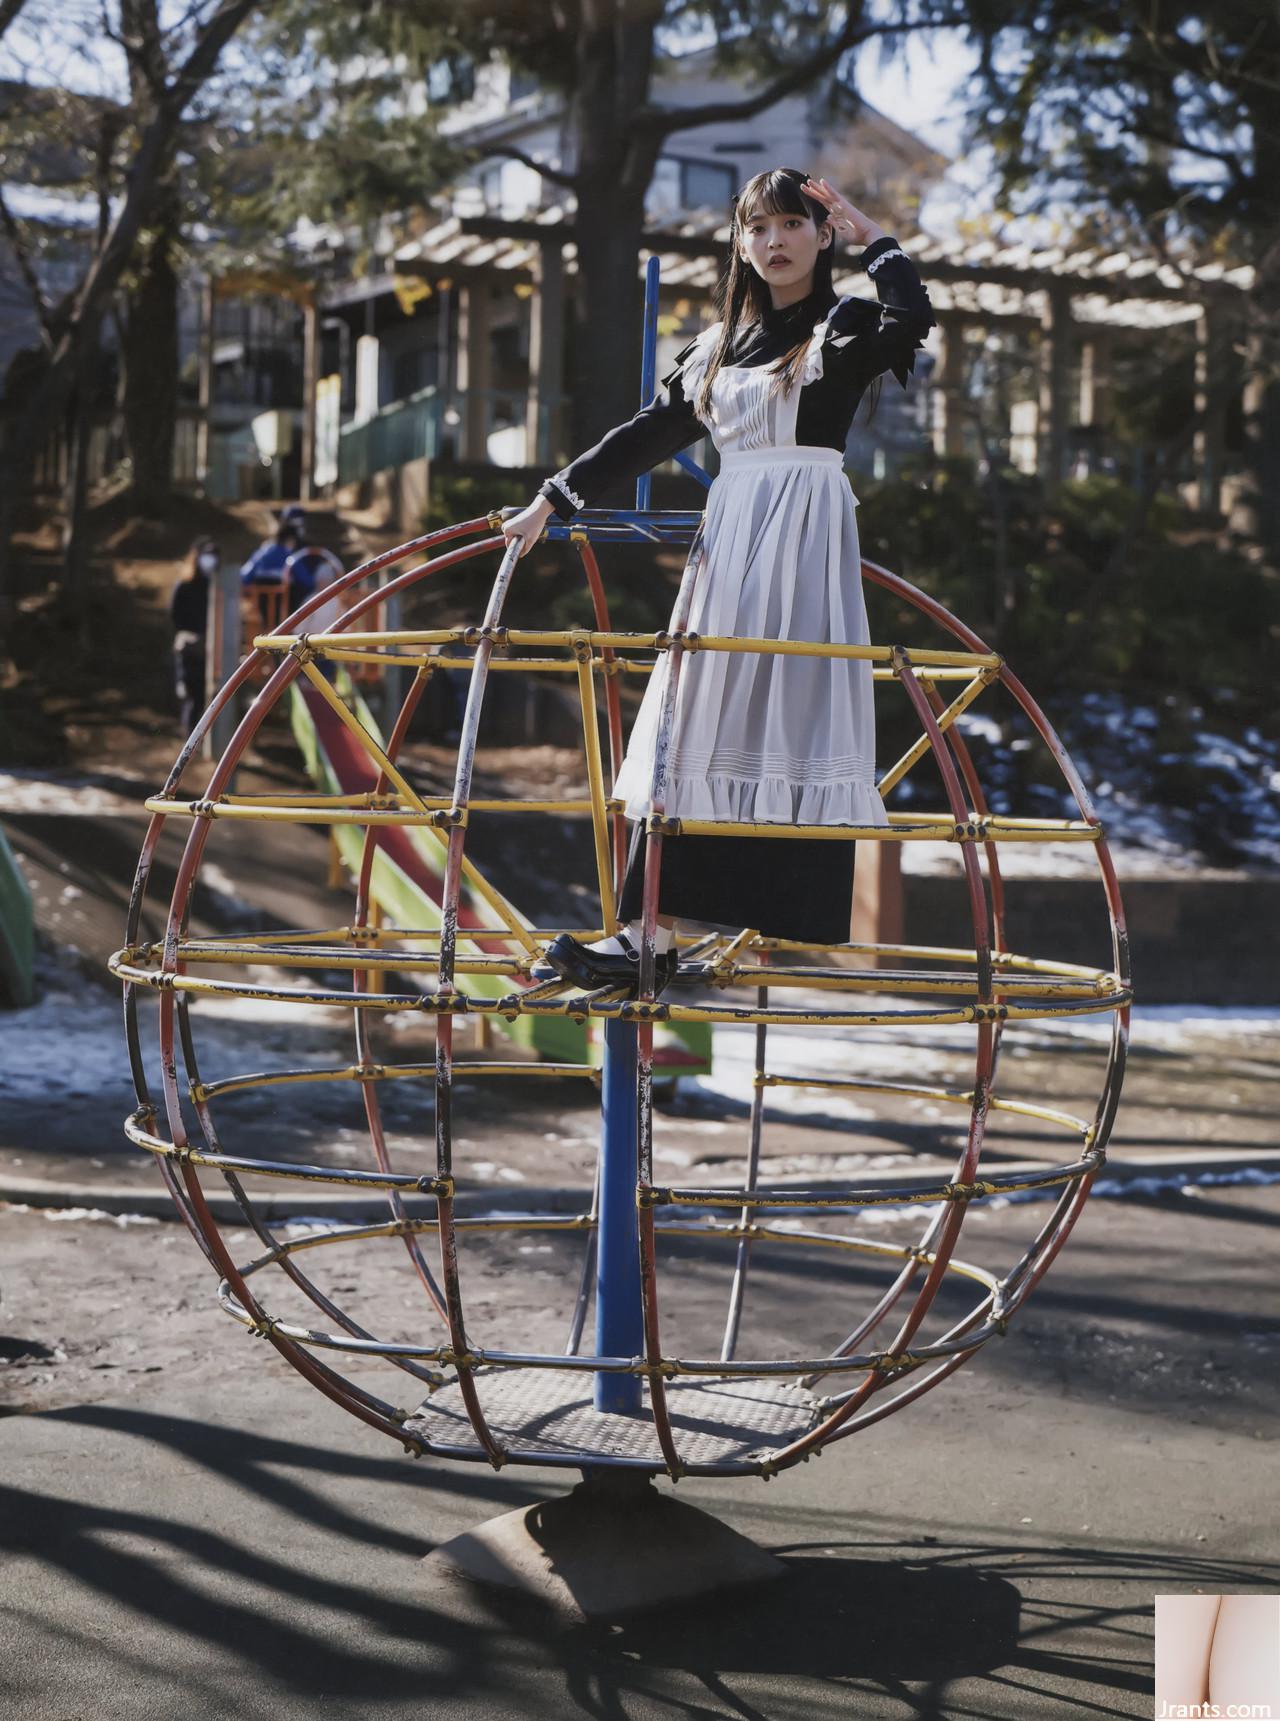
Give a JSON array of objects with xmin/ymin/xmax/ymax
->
[{"xmin": 388, "ymin": 204, "xmax": 1252, "ymax": 334}]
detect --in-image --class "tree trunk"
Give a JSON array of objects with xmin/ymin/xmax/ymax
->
[
  {"xmin": 61, "ymin": 338, "xmax": 96, "ymax": 630},
  {"xmin": 1234, "ymin": 27, "xmax": 1280, "ymax": 564},
  {"xmin": 569, "ymin": 175, "xmax": 656, "ymax": 461},
  {"xmin": 562, "ymin": 4, "xmax": 664, "ymax": 465},
  {"xmin": 122, "ymin": 197, "xmax": 180, "ymax": 514},
  {"xmin": 0, "ymin": 0, "xmax": 257, "ymax": 612}
]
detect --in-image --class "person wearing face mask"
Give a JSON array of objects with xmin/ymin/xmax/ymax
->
[{"xmin": 171, "ymin": 536, "xmax": 219, "ymax": 732}]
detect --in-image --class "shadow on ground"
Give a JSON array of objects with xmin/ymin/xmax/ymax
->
[{"xmin": 3, "ymin": 1402, "xmax": 1277, "ymax": 1717}]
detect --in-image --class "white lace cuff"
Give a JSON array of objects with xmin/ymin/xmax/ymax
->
[
  {"xmin": 550, "ymin": 472, "xmax": 586, "ymax": 512},
  {"xmin": 866, "ymin": 247, "xmax": 909, "ymax": 277}
]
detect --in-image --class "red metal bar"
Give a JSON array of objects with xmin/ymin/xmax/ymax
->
[
  {"xmin": 350, "ymin": 663, "xmax": 451, "ymax": 1323},
  {"xmin": 576, "ymin": 538, "xmax": 628, "ymax": 891}
]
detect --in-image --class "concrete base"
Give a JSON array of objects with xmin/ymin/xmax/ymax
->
[{"xmin": 422, "ymin": 1470, "xmax": 786, "ymax": 1621}]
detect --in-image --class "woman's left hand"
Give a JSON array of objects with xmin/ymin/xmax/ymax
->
[{"xmin": 801, "ymin": 176, "xmax": 885, "ymax": 248}]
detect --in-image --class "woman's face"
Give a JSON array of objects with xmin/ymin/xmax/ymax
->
[{"xmin": 737, "ymin": 198, "xmax": 831, "ymax": 297}]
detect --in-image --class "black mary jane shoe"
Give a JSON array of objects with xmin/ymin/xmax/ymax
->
[{"xmin": 532, "ymin": 930, "xmax": 677, "ymax": 995}]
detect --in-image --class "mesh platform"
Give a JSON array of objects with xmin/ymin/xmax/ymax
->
[{"xmin": 406, "ymin": 1369, "xmax": 821, "ymax": 1469}]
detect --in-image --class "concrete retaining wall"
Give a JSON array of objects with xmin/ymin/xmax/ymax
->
[{"xmin": 901, "ymin": 871, "xmax": 1280, "ymax": 1005}]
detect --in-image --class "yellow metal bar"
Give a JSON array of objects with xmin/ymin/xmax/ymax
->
[
  {"xmin": 575, "ymin": 646, "xmax": 618, "ymax": 933},
  {"xmin": 128, "ymin": 927, "xmax": 1116, "ymax": 984},
  {"xmin": 261, "ymin": 634, "xmax": 969, "ymax": 681},
  {"xmin": 259, "ymin": 626, "xmax": 998, "ymax": 670},
  {"xmin": 139, "ymin": 938, "xmax": 1121, "ymax": 1002},
  {"xmin": 223, "ymin": 791, "xmax": 384, "ymax": 807},
  {"xmin": 450, "ymin": 1060, "xmax": 600, "ymax": 1079},
  {"xmin": 146, "ymin": 798, "xmax": 453, "ymax": 827},
  {"xmin": 194, "ymin": 1058, "xmax": 601, "ymax": 1102},
  {"xmin": 762, "ymin": 1074, "xmax": 1092, "ymax": 1137},
  {"xmin": 309, "ymin": 650, "xmax": 655, "ymax": 675},
  {"xmin": 178, "ymin": 924, "xmax": 602, "ymax": 949},
  {"xmin": 299, "ymin": 655, "xmax": 427, "ymax": 808},
  {"xmin": 122, "ymin": 940, "xmax": 1119, "ymax": 998},
  {"xmin": 152, "ymin": 945, "xmax": 518, "ymax": 972},
  {"xmin": 663, "ymin": 816, "xmax": 1101, "ymax": 843},
  {"xmin": 238, "ymin": 1214, "xmax": 1000, "ymax": 1285},
  {"xmin": 183, "ymin": 924, "xmax": 354, "ymax": 947},
  {"xmin": 145, "ymin": 796, "xmax": 598, "ymax": 824},
  {"xmin": 688, "ymin": 635, "xmax": 997, "ymax": 668},
  {"xmin": 751, "ymin": 935, "xmax": 1117, "ymax": 979},
  {"xmin": 713, "ymin": 926, "xmax": 758, "ymax": 971},
  {"xmin": 878, "ymin": 672, "xmax": 994, "ymax": 795},
  {"xmin": 673, "ymin": 819, "xmax": 955, "ymax": 841},
  {"xmin": 238, "ymin": 1215, "xmax": 595, "ymax": 1265},
  {"xmin": 298, "ymin": 658, "xmax": 538, "ymax": 954},
  {"xmin": 713, "ymin": 968, "xmax": 1116, "ymax": 999},
  {"xmin": 110, "ymin": 950, "xmax": 1130, "ymax": 1024}
]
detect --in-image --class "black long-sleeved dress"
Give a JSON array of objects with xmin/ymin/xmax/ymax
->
[{"xmin": 538, "ymin": 236, "xmax": 936, "ymax": 944}]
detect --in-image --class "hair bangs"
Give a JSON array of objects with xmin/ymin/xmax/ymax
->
[{"xmin": 736, "ymin": 168, "xmax": 816, "ymax": 229}]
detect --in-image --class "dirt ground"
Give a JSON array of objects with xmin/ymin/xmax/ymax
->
[
  {"xmin": 3, "ymin": 496, "xmax": 1279, "ymax": 1716},
  {"xmin": 2, "ymin": 1180, "xmax": 1278, "ymax": 1719}
]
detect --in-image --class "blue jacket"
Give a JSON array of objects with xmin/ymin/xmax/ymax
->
[
  {"xmin": 239, "ymin": 542, "xmax": 292, "ymax": 584},
  {"xmin": 240, "ymin": 542, "xmax": 325, "ymax": 597}
]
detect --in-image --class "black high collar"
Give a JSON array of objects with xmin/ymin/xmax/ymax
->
[{"xmin": 761, "ymin": 284, "xmax": 829, "ymax": 326}]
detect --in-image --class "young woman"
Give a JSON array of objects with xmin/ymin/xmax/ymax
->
[{"xmin": 502, "ymin": 167, "xmax": 936, "ymax": 991}]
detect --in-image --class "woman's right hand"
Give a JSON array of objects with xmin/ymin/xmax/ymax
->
[{"xmin": 500, "ymin": 497, "xmax": 555, "ymax": 559}]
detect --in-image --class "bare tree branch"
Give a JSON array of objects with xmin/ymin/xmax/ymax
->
[
  {"xmin": 633, "ymin": 10, "xmax": 972, "ymax": 139},
  {"xmin": 0, "ymin": 184, "xmax": 53, "ymax": 348},
  {"xmin": 121, "ymin": 0, "xmax": 170, "ymax": 104},
  {"xmin": 479, "ymin": 140, "xmax": 579, "ymax": 190},
  {"xmin": 0, "ymin": 0, "xmax": 30, "ymax": 41},
  {"xmin": 12, "ymin": 0, "xmax": 258, "ymax": 447},
  {"xmin": 478, "ymin": 8, "xmax": 972, "ymax": 188},
  {"xmin": 1127, "ymin": 118, "xmax": 1250, "ymax": 186}
]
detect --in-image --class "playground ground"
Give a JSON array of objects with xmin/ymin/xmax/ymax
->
[
  {"xmin": 3, "ymin": 509, "xmax": 1278, "ymax": 1717},
  {"xmin": 2, "ymin": 1167, "xmax": 1279, "ymax": 1719},
  {"xmin": 2, "ymin": 911, "xmax": 1278, "ymax": 1718}
]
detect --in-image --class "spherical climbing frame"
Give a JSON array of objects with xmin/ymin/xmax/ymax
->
[{"xmin": 111, "ymin": 263, "xmax": 1131, "ymax": 1489}]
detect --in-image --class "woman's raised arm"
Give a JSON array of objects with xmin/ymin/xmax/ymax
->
[{"xmin": 827, "ymin": 235, "xmax": 937, "ymax": 391}]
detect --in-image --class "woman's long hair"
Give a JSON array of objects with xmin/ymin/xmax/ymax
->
[{"xmin": 694, "ymin": 165, "xmax": 883, "ymax": 426}]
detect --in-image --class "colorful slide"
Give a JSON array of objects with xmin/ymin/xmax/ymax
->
[
  {"xmin": 290, "ymin": 677, "xmax": 712, "ymax": 1075},
  {"xmin": 0, "ymin": 823, "xmax": 35, "ymax": 1008}
]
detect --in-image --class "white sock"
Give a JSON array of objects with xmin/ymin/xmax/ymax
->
[{"xmin": 585, "ymin": 919, "xmax": 675, "ymax": 956}]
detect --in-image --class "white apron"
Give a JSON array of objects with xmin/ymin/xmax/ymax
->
[{"xmin": 612, "ymin": 318, "xmax": 889, "ymax": 828}]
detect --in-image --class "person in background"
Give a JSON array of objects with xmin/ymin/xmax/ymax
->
[
  {"xmin": 171, "ymin": 536, "xmax": 218, "ymax": 732},
  {"xmin": 240, "ymin": 514, "xmax": 304, "ymax": 634},
  {"xmin": 240, "ymin": 508, "xmax": 330, "ymax": 614},
  {"xmin": 277, "ymin": 506, "xmax": 330, "ymax": 610},
  {"xmin": 240, "ymin": 514, "xmax": 301, "ymax": 588}
]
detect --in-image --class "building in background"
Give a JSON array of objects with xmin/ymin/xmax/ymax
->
[{"xmin": 0, "ymin": 55, "xmax": 1252, "ymax": 523}]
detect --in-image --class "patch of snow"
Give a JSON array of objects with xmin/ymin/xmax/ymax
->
[
  {"xmin": 0, "ymin": 771, "xmax": 148, "ymax": 817},
  {"xmin": 956, "ymin": 714, "xmax": 1003, "ymax": 745},
  {"xmin": 4, "ymin": 1204, "xmax": 160, "ymax": 1228},
  {"xmin": 658, "ymin": 1161, "xmax": 1280, "ymax": 1229},
  {"xmin": 898, "ymin": 690, "xmax": 1280, "ymax": 873}
]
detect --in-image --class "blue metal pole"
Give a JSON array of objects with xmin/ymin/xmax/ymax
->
[
  {"xmin": 595, "ymin": 1015, "xmax": 644, "ymax": 1413},
  {"xmin": 589, "ymin": 251, "xmax": 661, "ymax": 1416},
  {"xmin": 635, "ymin": 255, "xmax": 661, "ymax": 515}
]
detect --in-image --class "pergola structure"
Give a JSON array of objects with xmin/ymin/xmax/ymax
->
[{"xmin": 365, "ymin": 203, "xmax": 1252, "ymax": 510}]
